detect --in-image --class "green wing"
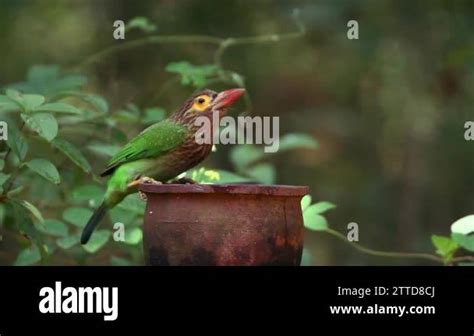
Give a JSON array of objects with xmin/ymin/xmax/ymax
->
[{"xmin": 101, "ymin": 120, "xmax": 188, "ymax": 176}]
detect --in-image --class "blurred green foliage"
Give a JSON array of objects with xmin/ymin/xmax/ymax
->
[
  {"xmin": 0, "ymin": 12, "xmax": 317, "ymax": 265},
  {"xmin": 0, "ymin": 0, "xmax": 474, "ymax": 265}
]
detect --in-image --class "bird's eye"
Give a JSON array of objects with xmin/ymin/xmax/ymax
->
[{"xmin": 192, "ymin": 94, "xmax": 211, "ymax": 112}]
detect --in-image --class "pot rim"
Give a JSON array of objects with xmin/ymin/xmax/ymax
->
[{"xmin": 139, "ymin": 183, "xmax": 309, "ymax": 196}]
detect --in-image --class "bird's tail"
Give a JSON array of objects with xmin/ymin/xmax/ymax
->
[{"xmin": 81, "ymin": 202, "xmax": 109, "ymax": 244}]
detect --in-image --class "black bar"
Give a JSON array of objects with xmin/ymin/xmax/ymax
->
[{"xmin": 0, "ymin": 267, "xmax": 472, "ymax": 334}]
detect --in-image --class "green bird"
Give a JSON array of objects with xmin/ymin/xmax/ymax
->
[{"xmin": 81, "ymin": 88, "xmax": 245, "ymax": 244}]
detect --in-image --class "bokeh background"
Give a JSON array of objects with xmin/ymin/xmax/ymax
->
[{"xmin": 1, "ymin": 0, "xmax": 473, "ymax": 265}]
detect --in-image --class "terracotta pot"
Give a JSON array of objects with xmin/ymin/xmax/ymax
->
[{"xmin": 139, "ymin": 183, "xmax": 309, "ymax": 266}]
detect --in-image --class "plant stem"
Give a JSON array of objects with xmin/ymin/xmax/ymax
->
[
  {"xmin": 77, "ymin": 13, "xmax": 305, "ymax": 71},
  {"xmin": 324, "ymin": 228, "xmax": 444, "ymax": 264},
  {"xmin": 77, "ymin": 35, "xmax": 223, "ymax": 70},
  {"xmin": 449, "ymin": 256, "xmax": 474, "ymax": 265},
  {"xmin": 213, "ymin": 29, "xmax": 305, "ymax": 68}
]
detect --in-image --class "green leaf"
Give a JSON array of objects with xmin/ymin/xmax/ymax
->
[
  {"xmin": 27, "ymin": 65, "xmax": 60, "ymax": 83},
  {"xmin": 114, "ymin": 110, "xmax": 140, "ymax": 123},
  {"xmin": 10, "ymin": 200, "xmax": 44, "ymax": 243},
  {"xmin": 278, "ymin": 133, "xmax": 319, "ymax": 151},
  {"xmin": 5, "ymin": 89, "xmax": 21, "ymax": 100},
  {"xmin": 57, "ymin": 235, "xmax": 80, "ymax": 249},
  {"xmin": 111, "ymin": 256, "xmax": 134, "ymax": 266},
  {"xmin": 34, "ymin": 102, "xmax": 81, "ymax": 114},
  {"xmin": 71, "ymin": 185, "xmax": 103, "ymax": 206},
  {"xmin": 6, "ymin": 125, "xmax": 28, "ymax": 161},
  {"xmin": 25, "ymin": 159, "xmax": 60, "ymax": 184},
  {"xmin": 452, "ymin": 233, "xmax": 474, "ymax": 252},
  {"xmin": 9, "ymin": 65, "xmax": 87, "ymax": 96},
  {"xmin": 54, "ymin": 92, "xmax": 108, "ymax": 113},
  {"xmin": 5, "ymin": 89, "xmax": 25, "ymax": 109},
  {"xmin": 166, "ymin": 61, "xmax": 219, "ymax": 87},
  {"xmin": 0, "ymin": 95, "xmax": 20, "ymax": 112},
  {"xmin": 14, "ymin": 245, "xmax": 41, "ymax": 266},
  {"xmin": 125, "ymin": 16, "xmax": 157, "ymax": 32},
  {"xmin": 0, "ymin": 204, "xmax": 5, "ymax": 226},
  {"xmin": 431, "ymin": 235, "xmax": 459, "ymax": 260},
  {"xmin": 23, "ymin": 94, "xmax": 46, "ymax": 110},
  {"xmin": 310, "ymin": 201, "xmax": 336, "ymax": 215},
  {"xmin": 124, "ymin": 103, "xmax": 140, "ymax": 114},
  {"xmin": 301, "ymin": 195, "xmax": 312, "ymax": 211},
  {"xmin": 0, "ymin": 95, "xmax": 15, "ymax": 105},
  {"xmin": 125, "ymin": 227, "xmax": 143, "ymax": 245},
  {"xmin": 304, "ymin": 213, "xmax": 328, "ymax": 231},
  {"xmin": 5, "ymin": 89, "xmax": 45, "ymax": 111},
  {"xmin": 230, "ymin": 145, "xmax": 264, "ymax": 170},
  {"xmin": 82, "ymin": 230, "xmax": 110, "ymax": 253},
  {"xmin": 246, "ymin": 163, "xmax": 275, "ymax": 184},
  {"xmin": 0, "ymin": 159, "xmax": 4, "ymax": 171},
  {"xmin": 0, "ymin": 172, "xmax": 10, "ymax": 187},
  {"xmin": 80, "ymin": 94, "xmax": 108, "ymax": 113},
  {"xmin": 7, "ymin": 185, "xmax": 24, "ymax": 197},
  {"xmin": 87, "ymin": 144, "xmax": 121, "ymax": 157},
  {"xmin": 52, "ymin": 138, "xmax": 91, "ymax": 173},
  {"xmin": 143, "ymin": 107, "xmax": 166, "ymax": 124},
  {"xmin": 39, "ymin": 219, "xmax": 68, "ymax": 237},
  {"xmin": 23, "ymin": 113, "xmax": 58, "ymax": 141},
  {"xmin": 18, "ymin": 200, "xmax": 44, "ymax": 223},
  {"xmin": 451, "ymin": 215, "xmax": 474, "ymax": 235},
  {"xmin": 303, "ymin": 203, "xmax": 334, "ymax": 231},
  {"xmin": 109, "ymin": 207, "xmax": 137, "ymax": 226},
  {"xmin": 117, "ymin": 194, "xmax": 145, "ymax": 215},
  {"xmin": 62, "ymin": 207, "xmax": 93, "ymax": 228}
]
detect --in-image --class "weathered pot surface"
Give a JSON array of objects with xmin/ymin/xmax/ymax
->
[{"xmin": 139, "ymin": 183, "xmax": 309, "ymax": 266}]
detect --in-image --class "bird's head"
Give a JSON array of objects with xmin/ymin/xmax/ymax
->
[{"xmin": 172, "ymin": 88, "xmax": 245, "ymax": 121}]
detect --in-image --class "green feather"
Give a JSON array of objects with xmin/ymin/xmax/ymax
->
[
  {"xmin": 101, "ymin": 119, "xmax": 188, "ymax": 176},
  {"xmin": 81, "ymin": 120, "xmax": 189, "ymax": 244}
]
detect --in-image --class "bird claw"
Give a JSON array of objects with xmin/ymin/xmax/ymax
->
[
  {"xmin": 130, "ymin": 177, "xmax": 162, "ymax": 202},
  {"xmin": 138, "ymin": 191, "xmax": 148, "ymax": 202},
  {"xmin": 127, "ymin": 176, "xmax": 162, "ymax": 188},
  {"xmin": 140, "ymin": 177, "xmax": 162, "ymax": 185},
  {"xmin": 169, "ymin": 177, "xmax": 197, "ymax": 185}
]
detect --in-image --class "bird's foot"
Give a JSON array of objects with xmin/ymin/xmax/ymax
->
[
  {"xmin": 127, "ymin": 176, "xmax": 162, "ymax": 188},
  {"xmin": 128, "ymin": 177, "xmax": 162, "ymax": 202},
  {"xmin": 139, "ymin": 191, "xmax": 147, "ymax": 202},
  {"xmin": 168, "ymin": 177, "xmax": 197, "ymax": 185},
  {"xmin": 140, "ymin": 176, "xmax": 163, "ymax": 185}
]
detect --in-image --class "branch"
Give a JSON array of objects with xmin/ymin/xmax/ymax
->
[
  {"xmin": 76, "ymin": 35, "xmax": 223, "ymax": 70},
  {"xmin": 213, "ymin": 26, "xmax": 305, "ymax": 68},
  {"xmin": 324, "ymin": 228, "xmax": 444, "ymax": 264},
  {"xmin": 449, "ymin": 255, "xmax": 474, "ymax": 265},
  {"xmin": 76, "ymin": 12, "xmax": 305, "ymax": 71}
]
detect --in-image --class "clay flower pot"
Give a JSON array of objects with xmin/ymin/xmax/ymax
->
[{"xmin": 139, "ymin": 183, "xmax": 309, "ymax": 266}]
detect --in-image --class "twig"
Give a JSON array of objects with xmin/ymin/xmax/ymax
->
[
  {"xmin": 324, "ymin": 228, "xmax": 444, "ymax": 264},
  {"xmin": 213, "ymin": 29, "xmax": 305, "ymax": 68},
  {"xmin": 76, "ymin": 35, "xmax": 223, "ymax": 70},
  {"xmin": 76, "ymin": 13, "xmax": 305, "ymax": 71},
  {"xmin": 449, "ymin": 255, "xmax": 474, "ymax": 265}
]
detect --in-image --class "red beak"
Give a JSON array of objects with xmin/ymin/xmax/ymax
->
[{"xmin": 213, "ymin": 88, "xmax": 245, "ymax": 109}]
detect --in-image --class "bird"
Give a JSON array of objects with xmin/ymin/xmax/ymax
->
[{"xmin": 81, "ymin": 88, "xmax": 245, "ymax": 244}]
